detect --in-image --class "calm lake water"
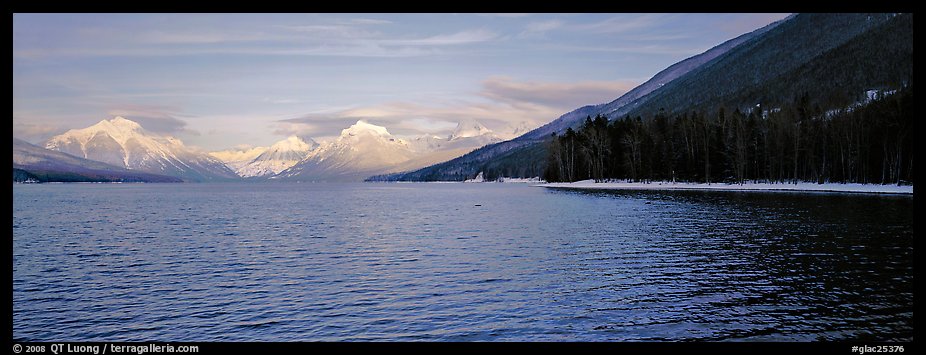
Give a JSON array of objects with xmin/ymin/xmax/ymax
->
[{"xmin": 12, "ymin": 183, "xmax": 913, "ymax": 341}]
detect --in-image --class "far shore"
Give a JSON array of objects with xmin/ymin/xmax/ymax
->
[{"xmin": 537, "ymin": 180, "xmax": 913, "ymax": 195}]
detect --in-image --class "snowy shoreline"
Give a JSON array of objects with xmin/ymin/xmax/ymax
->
[{"xmin": 538, "ymin": 180, "xmax": 913, "ymax": 195}]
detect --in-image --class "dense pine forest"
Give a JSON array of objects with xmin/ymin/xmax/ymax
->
[{"xmin": 544, "ymin": 86, "xmax": 914, "ymax": 185}]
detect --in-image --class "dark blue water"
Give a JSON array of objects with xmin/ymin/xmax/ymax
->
[{"xmin": 12, "ymin": 183, "xmax": 913, "ymax": 341}]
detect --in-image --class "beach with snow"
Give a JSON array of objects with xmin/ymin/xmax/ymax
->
[{"xmin": 538, "ymin": 180, "xmax": 913, "ymax": 195}]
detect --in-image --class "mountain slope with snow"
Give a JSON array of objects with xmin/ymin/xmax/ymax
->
[
  {"xmin": 374, "ymin": 17, "xmax": 790, "ymax": 182},
  {"xmin": 274, "ymin": 119, "xmax": 502, "ymax": 181},
  {"xmin": 45, "ymin": 117, "xmax": 237, "ymax": 182},
  {"xmin": 275, "ymin": 121, "xmax": 417, "ymax": 181},
  {"xmin": 617, "ymin": 13, "xmax": 905, "ymax": 119},
  {"xmin": 209, "ymin": 146, "xmax": 268, "ymax": 172},
  {"xmin": 379, "ymin": 13, "xmax": 910, "ymax": 182},
  {"xmin": 235, "ymin": 136, "xmax": 317, "ymax": 177},
  {"xmin": 449, "ymin": 118, "xmax": 494, "ymax": 140},
  {"xmin": 518, "ymin": 17, "xmax": 788, "ymax": 141},
  {"xmin": 13, "ymin": 138, "xmax": 181, "ymax": 183}
]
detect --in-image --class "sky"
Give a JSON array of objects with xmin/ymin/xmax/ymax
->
[{"xmin": 13, "ymin": 13, "xmax": 790, "ymax": 151}]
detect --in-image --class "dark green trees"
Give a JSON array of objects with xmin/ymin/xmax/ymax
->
[{"xmin": 544, "ymin": 87, "xmax": 914, "ymax": 185}]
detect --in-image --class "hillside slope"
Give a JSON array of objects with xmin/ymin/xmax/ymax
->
[
  {"xmin": 13, "ymin": 138, "xmax": 181, "ymax": 183},
  {"xmin": 377, "ymin": 13, "xmax": 911, "ymax": 182}
]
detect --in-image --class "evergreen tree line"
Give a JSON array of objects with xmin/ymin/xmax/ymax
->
[{"xmin": 544, "ymin": 86, "xmax": 914, "ymax": 185}]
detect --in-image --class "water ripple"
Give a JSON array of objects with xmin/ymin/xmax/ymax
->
[{"xmin": 13, "ymin": 183, "xmax": 913, "ymax": 341}]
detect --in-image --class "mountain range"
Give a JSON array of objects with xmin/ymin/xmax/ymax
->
[{"xmin": 19, "ymin": 115, "xmax": 508, "ymax": 182}]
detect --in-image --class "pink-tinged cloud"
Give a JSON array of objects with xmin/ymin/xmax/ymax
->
[
  {"xmin": 481, "ymin": 76, "xmax": 637, "ymax": 109},
  {"xmin": 12, "ymin": 122, "xmax": 64, "ymax": 143},
  {"xmin": 275, "ymin": 76, "xmax": 637, "ymax": 138},
  {"xmin": 107, "ymin": 104, "xmax": 198, "ymax": 136}
]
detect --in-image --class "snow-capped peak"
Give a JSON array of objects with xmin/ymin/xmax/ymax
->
[
  {"xmin": 75, "ymin": 116, "xmax": 148, "ymax": 145},
  {"xmin": 270, "ymin": 135, "xmax": 317, "ymax": 152},
  {"xmin": 210, "ymin": 146, "xmax": 268, "ymax": 167},
  {"xmin": 224, "ymin": 135, "xmax": 318, "ymax": 178},
  {"xmin": 44, "ymin": 116, "xmax": 237, "ymax": 181},
  {"xmin": 449, "ymin": 118, "xmax": 493, "ymax": 140},
  {"xmin": 109, "ymin": 116, "xmax": 142, "ymax": 129},
  {"xmin": 341, "ymin": 120, "xmax": 392, "ymax": 138},
  {"xmin": 509, "ymin": 121, "xmax": 534, "ymax": 138}
]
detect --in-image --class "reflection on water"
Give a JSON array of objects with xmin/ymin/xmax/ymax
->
[{"xmin": 13, "ymin": 183, "xmax": 913, "ymax": 341}]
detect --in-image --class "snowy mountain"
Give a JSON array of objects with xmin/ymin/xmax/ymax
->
[
  {"xmin": 209, "ymin": 146, "xmax": 268, "ymax": 172},
  {"xmin": 506, "ymin": 121, "xmax": 535, "ymax": 139},
  {"xmin": 405, "ymin": 134, "xmax": 447, "ymax": 153},
  {"xmin": 274, "ymin": 119, "xmax": 502, "ymax": 181},
  {"xmin": 449, "ymin": 118, "xmax": 495, "ymax": 140},
  {"xmin": 14, "ymin": 138, "xmax": 181, "ymax": 183},
  {"xmin": 275, "ymin": 120, "xmax": 416, "ymax": 181},
  {"xmin": 406, "ymin": 119, "xmax": 503, "ymax": 153},
  {"xmin": 44, "ymin": 116, "xmax": 237, "ymax": 182},
  {"xmin": 233, "ymin": 136, "xmax": 317, "ymax": 177}
]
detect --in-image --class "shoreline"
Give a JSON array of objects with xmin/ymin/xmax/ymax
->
[{"xmin": 537, "ymin": 180, "xmax": 914, "ymax": 195}]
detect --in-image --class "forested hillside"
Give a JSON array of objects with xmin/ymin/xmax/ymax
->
[
  {"xmin": 377, "ymin": 13, "xmax": 913, "ymax": 184},
  {"xmin": 544, "ymin": 86, "xmax": 913, "ymax": 185}
]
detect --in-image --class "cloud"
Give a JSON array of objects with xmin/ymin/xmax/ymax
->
[
  {"xmin": 329, "ymin": 100, "xmax": 557, "ymax": 137},
  {"xmin": 106, "ymin": 105, "xmax": 197, "ymax": 135},
  {"xmin": 395, "ymin": 118, "xmax": 458, "ymax": 133},
  {"xmin": 232, "ymin": 143, "xmax": 259, "ymax": 150},
  {"xmin": 274, "ymin": 115, "xmax": 355, "ymax": 138},
  {"xmin": 512, "ymin": 15, "xmax": 694, "ymax": 49},
  {"xmin": 535, "ymin": 43, "xmax": 705, "ymax": 55},
  {"xmin": 478, "ymin": 13, "xmax": 532, "ymax": 18},
  {"xmin": 16, "ymin": 22, "xmax": 496, "ymax": 59},
  {"xmin": 513, "ymin": 14, "xmax": 689, "ymax": 42},
  {"xmin": 382, "ymin": 29, "xmax": 498, "ymax": 46},
  {"xmin": 573, "ymin": 14, "xmax": 669, "ymax": 35},
  {"xmin": 273, "ymin": 76, "xmax": 637, "ymax": 139},
  {"xmin": 481, "ymin": 76, "xmax": 636, "ymax": 109},
  {"xmin": 278, "ymin": 102, "xmax": 541, "ymax": 138},
  {"xmin": 12, "ymin": 122, "xmax": 64, "ymax": 144},
  {"xmin": 525, "ymin": 20, "xmax": 564, "ymax": 33},
  {"xmin": 262, "ymin": 97, "xmax": 304, "ymax": 104},
  {"xmin": 140, "ymin": 31, "xmax": 274, "ymax": 44},
  {"xmin": 341, "ymin": 18, "xmax": 393, "ymax": 25},
  {"xmin": 714, "ymin": 13, "xmax": 792, "ymax": 36},
  {"xmin": 15, "ymin": 44, "xmax": 439, "ymax": 59},
  {"xmin": 279, "ymin": 24, "xmax": 380, "ymax": 39}
]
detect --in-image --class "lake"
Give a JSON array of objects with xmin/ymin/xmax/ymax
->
[{"xmin": 12, "ymin": 183, "xmax": 914, "ymax": 341}]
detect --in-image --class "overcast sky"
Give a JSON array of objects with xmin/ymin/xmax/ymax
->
[{"xmin": 13, "ymin": 13, "xmax": 789, "ymax": 151}]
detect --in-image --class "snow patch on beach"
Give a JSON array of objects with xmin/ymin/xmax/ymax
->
[{"xmin": 539, "ymin": 180, "xmax": 912, "ymax": 195}]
